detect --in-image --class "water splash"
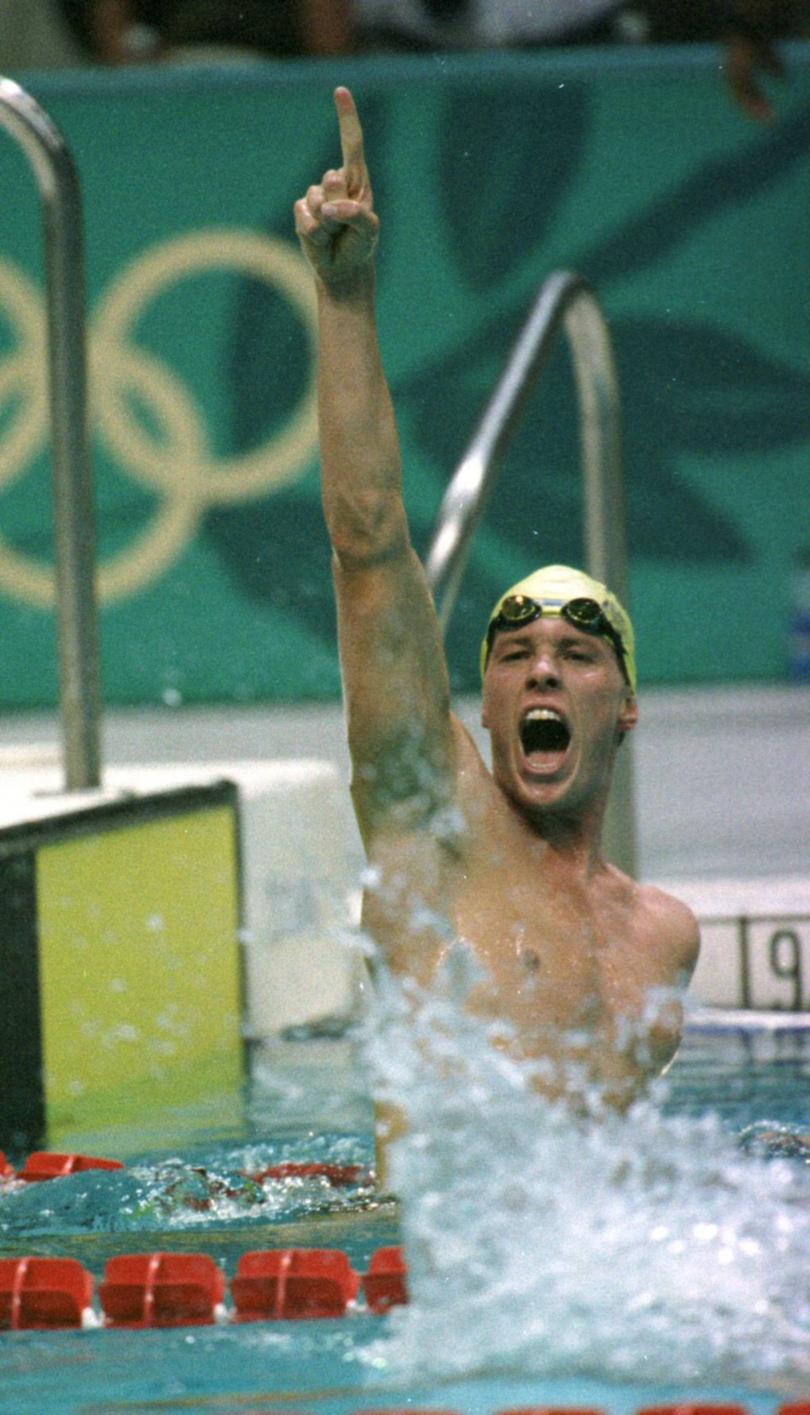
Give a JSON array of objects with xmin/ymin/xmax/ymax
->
[
  {"xmin": 360, "ymin": 949, "xmax": 810, "ymax": 1388},
  {"xmin": 0, "ymin": 1136, "xmax": 373, "ymax": 1238}
]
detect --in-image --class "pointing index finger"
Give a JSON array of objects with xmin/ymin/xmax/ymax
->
[{"xmin": 334, "ymin": 86, "xmax": 366, "ymax": 187}]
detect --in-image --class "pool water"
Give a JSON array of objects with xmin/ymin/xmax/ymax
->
[
  {"xmin": 0, "ymin": 1019, "xmax": 808, "ymax": 1413},
  {"xmin": 665, "ymin": 1012, "xmax": 810, "ymax": 1129}
]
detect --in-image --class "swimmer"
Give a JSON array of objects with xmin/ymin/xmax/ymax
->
[
  {"xmin": 738, "ymin": 1121, "xmax": 810, "ymax": 1160},
  {"xmin": 294, "ymin": 88, "xmax": 700, "ymax": 1187}
]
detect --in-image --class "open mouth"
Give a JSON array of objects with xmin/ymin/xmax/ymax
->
[{"xmin": 520, "ymin": 708, "xmax": 571, "ymax": 772}]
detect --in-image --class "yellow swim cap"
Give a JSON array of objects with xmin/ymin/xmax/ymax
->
[{"xmin": 480, "ymin": 564, "xmax": 636, "ymax": 693}]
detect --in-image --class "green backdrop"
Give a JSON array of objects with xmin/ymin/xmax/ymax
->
[{"xmin": 0, "ymin": 44, "xmax": 808, "ymax": 708}]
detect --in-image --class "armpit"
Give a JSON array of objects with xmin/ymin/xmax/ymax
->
[{"xmin": 350, "ymin": 720, "xmax": 457, "ymax": 833}]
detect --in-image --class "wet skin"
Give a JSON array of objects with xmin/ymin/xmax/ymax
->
[
  {"xmin": 363, "ymin": 615, "xmax": 697, "ymax": 1117},
  {"xmin": 295, "ymin": 87, "xmax": 700, "ymax": 1181}
]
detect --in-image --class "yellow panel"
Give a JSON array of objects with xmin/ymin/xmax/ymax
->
[{"xmin": 35, "ymin": 801, "xmax": 244, "ymax": 1138}]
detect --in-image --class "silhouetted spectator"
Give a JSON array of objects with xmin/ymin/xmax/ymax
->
[
  {"xmin": 0, "ymin": 0, "xmax": 86, "ymax": 69},
  {"xmin": 58, "ymin": 0, "xmax": 353, "ymax": 65},
  {"xmin": 352, "ymin": 0, "xmax": 806, "ymax": 122},
  {"xmin": 353, "ymin": 0, "xmax": 652, "ymax": 50}
]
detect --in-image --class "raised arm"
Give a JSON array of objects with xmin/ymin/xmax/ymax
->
[{"xmin": 294, "ymin": 88, "xmax": 455, "ymax": 842}]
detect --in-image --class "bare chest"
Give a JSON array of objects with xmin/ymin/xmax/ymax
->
[
  {"xmin": 364, "ymin": 796, "xmax": 669, "ymax": 1040},
  {"xmin": 442, "ymin": 792, "xmax": 682, "ymax": 1043}
]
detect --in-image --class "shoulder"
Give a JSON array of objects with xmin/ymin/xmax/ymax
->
[
  {"xmin": 636, "ymin": 880, "xmax": 701, "ymax": 972},
  {"xmin": 602, "ymin": 864, "xmax": 699, "ymax": 973}
]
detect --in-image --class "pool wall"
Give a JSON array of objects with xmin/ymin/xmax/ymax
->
[{"xmin": 0, "ymin": 46, "xmax": 807, "ymax": 710}]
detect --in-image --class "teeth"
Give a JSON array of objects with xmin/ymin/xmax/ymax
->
[{"xmin": 524, "ymin": 708, "xmax": 563, "ymax": 723}]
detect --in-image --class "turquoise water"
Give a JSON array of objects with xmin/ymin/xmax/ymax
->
[{"xmin": 0, "ymin": 1022, "xmax": 808, "ymax": 1413}]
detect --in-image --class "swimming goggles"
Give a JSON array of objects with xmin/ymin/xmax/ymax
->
[{"xmin": 486, "ymin": 594, "xmax": 630, "ymax": 683}]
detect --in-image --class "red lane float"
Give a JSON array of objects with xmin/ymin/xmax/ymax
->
[
  {"xmin": 497, "ymin": 1408, "xmax": 606, "ymax": 1415},
  {"xmin": 362, "ymin": 1245, "xmax": 408, "ymax": 1313},
  {"xmin": 638, "ymin": 1406, "xmax": 749, "ymax": 1415},
  {"xmin": 247, "ymin": 1161, "xmax": 372, "ymax": 1187},
  {"xmin": 18, "ymin": 1152, "xmax": 124, "ymax": 1182},
  {"xmin": 5, "ymin": 1150, "xmax": 373, "ymax": 1189},
  {"xmin": 99, "ymin": 1252, "xmax": 225, "ymax": 1327},
  {"xmin": 0, "ymin": 1257, "xmax": 93, "ymax": 1330},
  {"xmin": 232, "ymin": 1247, "xmax": 360, "ymax": 1320},
  {"xmin": 0, "ymin": 1244, "xmax": 403, "ymax": 1333}
]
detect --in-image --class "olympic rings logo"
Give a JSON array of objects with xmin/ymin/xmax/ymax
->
[{"xmin": 0, "ymin": 229, "xmax": 317, "ymax": 607}]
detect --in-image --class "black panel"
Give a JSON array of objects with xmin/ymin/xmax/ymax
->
[{"xmin": 0, "ymin": 851, "xmax": 43, "ymax": 1155}]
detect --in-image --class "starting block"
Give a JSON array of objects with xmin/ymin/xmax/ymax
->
[{"xmin": 0, "ymin": 780, "xmax": 244, "ymax": 1153}]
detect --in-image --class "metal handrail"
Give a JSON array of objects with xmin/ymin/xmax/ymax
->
[
  {"xmin": 0, "ymin": 77, "xmax": 100, "ymax": 790},
  {"xmin": 424, "ymin": 271, "xmax": 635, "ymax": 875}
]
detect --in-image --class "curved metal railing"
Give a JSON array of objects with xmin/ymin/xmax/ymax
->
[
  {"xmin": 424, "ymin": 271, "xmax": 635, "ymax": 874},
  {"xmin": 0, "ymin": 77, "xmax": 100, "ymax": 790}
]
